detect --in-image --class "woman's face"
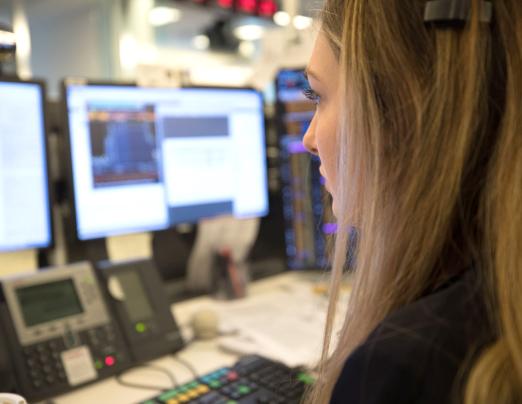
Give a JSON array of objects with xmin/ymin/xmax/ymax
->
[{"xmin": 302, "ymin": 32, "xmax": 341, "ymax": 215}]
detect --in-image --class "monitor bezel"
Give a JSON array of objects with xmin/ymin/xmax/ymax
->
[
  {"xmin": 0, "ymin": 75, "xmax": 55, "ymax": 252},
  {"xmin": 61, "ymin": 79, "xmax": 269, "ymax": 242}
]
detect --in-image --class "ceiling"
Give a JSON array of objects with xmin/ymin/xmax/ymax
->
[{"xmin": 0, "ymin": 0, "xmax": 12, "ymax": 25}]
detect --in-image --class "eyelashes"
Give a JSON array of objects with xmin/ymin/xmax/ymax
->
[{"xmin": 302, "ymin": 87, "xmax": 321, "ymax": 105}]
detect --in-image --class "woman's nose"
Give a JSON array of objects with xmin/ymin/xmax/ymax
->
[{"xmin": 302, "ymin": 115, "xmax": 318, "ymax": 155}]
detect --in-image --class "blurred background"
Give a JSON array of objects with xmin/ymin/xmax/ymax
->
[
  {"xmin": 0, "ymin": 0, "xmax": 335, "ymax": 292},
  {"xmin": 0, "ymin": 4, "xmax": 343, "ymax": 402},
  {"xmin": 0, "ymin": 0, "xmax": 318, "ymax": 98}
]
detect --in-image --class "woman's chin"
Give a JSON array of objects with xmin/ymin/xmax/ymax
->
[{"xmin": 331, "ymin": 199, "xmax": 338, "ymax": 218}]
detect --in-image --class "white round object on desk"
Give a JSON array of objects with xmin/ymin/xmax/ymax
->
[
  {"xmin": 191, "ymin": 308, "xmax": 219, "ymax": 340},
  {"xmin": 0, "ymin": 393, "xmax": 27, "ymax": 404}
]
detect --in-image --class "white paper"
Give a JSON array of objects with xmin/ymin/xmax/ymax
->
[
  {"xmin": 61, "ymin": 346, "xmax": 97, "ymax": 386},
  {"xmin": 215, "ymin": 280, "xmax": 350, "ymax": 368}
]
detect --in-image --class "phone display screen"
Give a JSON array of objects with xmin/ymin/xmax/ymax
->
[
  {"xmin": 16, "ymin": 279, "xmax": 84, "ymax": 327},
  {"xmin": 118, "ymin": 271, "xmax": 153, "ymax": 322}
]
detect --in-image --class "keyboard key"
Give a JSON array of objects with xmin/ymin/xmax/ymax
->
[
  {"xmin": 176, "ymin": 394, "xmax": 189, "ymax": 403},
  {"xmin": 209, "ymin": 380, "xmax": 222, "ymax": 389},
  {"xmin": 159, "ymin": 389, "xmax": 180, "ymax": 402},
  {"xmin": 227, "ymin": 371, "xmax": 239, "ymax": 382},
  {"xmin": 196, "ymin": 385, "xmax": 210, "ymax": 394},
  {"xmin": 238, "ymin": 385, "xmax": 251, "ymax": 395},
  {"xmin": 187, "ymin": 390, "xmax": 198, "ymax": 399},
  {"xmin": 198, "ymin": 392, "xmax": 227, "ymax": 404}
]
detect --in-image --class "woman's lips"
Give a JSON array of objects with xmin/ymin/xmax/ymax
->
[{"xmin": 319, "ymin": 166, "xmax": 331, "ymax": 193}]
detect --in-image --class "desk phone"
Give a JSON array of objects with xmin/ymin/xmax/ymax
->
[{"xmin": 0, "ymin": 260, "xmax": 183, "ymax": 402}]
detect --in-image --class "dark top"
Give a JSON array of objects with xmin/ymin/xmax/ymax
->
[{"xmin": 330, "ymin": 270, "xmax": 495, "ymax": 404}]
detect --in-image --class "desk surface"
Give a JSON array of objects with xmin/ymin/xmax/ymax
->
[{"xmin": 48, "ymin": 271, "xmax": 334, "ymax": 404}]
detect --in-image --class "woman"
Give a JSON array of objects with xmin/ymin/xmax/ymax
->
[{"xmin": 302, "ymin": 0, "xmax": 521, "ymax": 402}]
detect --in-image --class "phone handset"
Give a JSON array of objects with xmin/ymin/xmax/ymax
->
[{"xmin": 0, "ymin": 304, "xmax": 17, "ymax": 393}]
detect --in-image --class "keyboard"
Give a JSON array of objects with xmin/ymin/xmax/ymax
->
[{"xmin": 139, "ymin": 355, "xmax": 314, "ymax": 404}]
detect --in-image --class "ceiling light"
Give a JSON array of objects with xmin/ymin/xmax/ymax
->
[
  {"xmin": 293, "ymin": 15, "xmax": 313, "ymax": 30},
  {"xmin": 119, "ymin": 33, "xmax": 138, "ymax": 71},
  {"xmin": 190, "ymin": 66, "xmax": 253, "ymax": 87},
  {"xmin": 233, "ymin": 24, "xmax": 265, "ymax": 41},
  {"xmin": 0, "ymin": 30, "xmax": 16, "ymax": 47},
  {"xmin": 273, "ymin": 11, "xmax": 290, "ymax": 27},
  {"xmin": 192, "ymin": 35, "xmax": 210, "ymax": 51},
  {"xmin": 148, "ymin": 6, "xmax": 181, "ymax": 27}
]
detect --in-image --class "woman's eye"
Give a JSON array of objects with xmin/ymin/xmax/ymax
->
[{"xmin": 302, "ymin": 87, "xmax": 321, "ymax": 105}]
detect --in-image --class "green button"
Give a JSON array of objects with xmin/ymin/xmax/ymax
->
[
  {"xmin": 209, "ymin": 380, "xmax": 221, "ymax": 388},
  {"xmin": 94, "ymin": 359, "xmax": 103, "ymax": 370},
  {"xmin": 226, "ymin": 401, "xmax": 238, "ymax": 404},
  {"xmin": 297, "ymin": 372, "xmax": 315, "ymax": 385},
  {"xmin": 158, "ymin": 389, "xmax": 179, "ymax": 401},
  {"xmin": 238, "ymin": 385, "xmax": 251, "ymax": 395},
  {"xmin": 189, "ymin": 381, "xmax": 199, "ymax": 389},
  {"xmin": 135, "ymin": 322, "xmax": 147, "ymax": 333}
]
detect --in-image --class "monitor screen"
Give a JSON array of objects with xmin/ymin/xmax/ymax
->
[
  {"xmin": 0, "ymin": 80, "xmax": 52, "ymax": 251},
  {"xmin": 65, "ymin": 83, "xmax": 268, "ymax": 240},
  {"xmin": 275, "ymin": 69, "xmax": 335, "ymax": 269}
]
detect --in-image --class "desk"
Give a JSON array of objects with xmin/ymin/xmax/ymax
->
[{"xmin": 48, "ymin": 271, "xmax": 340, "ymax": 404}]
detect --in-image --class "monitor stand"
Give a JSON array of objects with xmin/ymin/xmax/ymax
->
[
  {"xmin": 37, "ymin": 248, "xmax": 53, "ymax": 268},
  {"xmin": 65, "ymin": 238, "xmax": 109, "ymax": 265},
  {"xmin": 152, "ymin": 227, "xmax": 197, "ymax": 282}
]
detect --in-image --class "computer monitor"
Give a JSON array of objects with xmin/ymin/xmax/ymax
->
[
  {"xmin": 275, "ymin": 69, "xmax": 335, "ymax": 270},
  {"xmin": 0, "ymin": 78, "xmax": 53, "ymax": 251},
  {"xmin": 63, "ymin": 82, "xmax": 268, "ymax": 241}
]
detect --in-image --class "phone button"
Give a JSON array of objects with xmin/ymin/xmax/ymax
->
[{"xmin": 32, "ymin": 379, "xmax": 44, "ymax": 389}]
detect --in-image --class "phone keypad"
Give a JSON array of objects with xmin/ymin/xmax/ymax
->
[
  {"xmin": 22, "ymin": 324, "xmax": 124, "ymax": 391},
  {"xmin": 23, "ymin": 338, "xmax": 67, "ymax": 389}
]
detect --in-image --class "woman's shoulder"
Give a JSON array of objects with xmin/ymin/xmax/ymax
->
[
  {"xmin": 330, "ymin": 270, "xmax": 495, "ymax": 404},
  {"xmin": 370, "ymin": 270, "xmax": 492, "ymax": 353}
]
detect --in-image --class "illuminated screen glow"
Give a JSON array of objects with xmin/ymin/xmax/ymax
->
[
  {"xmin": 0, "ymin": 81, "xmax": 52, "ymax": 251},
  {"xmin": 66, "ymin": 85, "xmax": 268, "ymax": 240}
]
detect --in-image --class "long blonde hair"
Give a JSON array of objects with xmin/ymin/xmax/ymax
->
[{"xmin": 310, "ymin": 0, "xmax": 522, "ymax": 402}]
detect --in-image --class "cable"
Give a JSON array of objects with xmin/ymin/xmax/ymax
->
[
  {"xmin": 115, "ymin": 363, "xmax": 178, "ymax": 392},
  {"xmin": 115, "ymin": 374, "xmax": 168, "ymax": 392},
  {"xmin": 171, "ymin": 354, "xmax": 199, "ymax": 379}
]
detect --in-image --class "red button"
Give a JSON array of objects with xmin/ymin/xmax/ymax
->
[
  {"xmin": 227, "ymin": 371, "xmax": 239, "ymax": 381},
  {"xmin": 105, "ymin": 356, "xmax": 116, "ymax": 367}
]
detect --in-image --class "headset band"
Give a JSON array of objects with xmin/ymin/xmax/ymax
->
[{"xmin": 424, "ymin": 0, "xmax": 493, "ymax": 24}]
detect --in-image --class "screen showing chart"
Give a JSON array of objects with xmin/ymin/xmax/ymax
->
[
  {"xmin": 65, "ymin": 84, "xmax": 268, "ymax": 240},
  {"xmin": 276, "ymin": 69, "xmax": 335, "ymax": 269}
]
